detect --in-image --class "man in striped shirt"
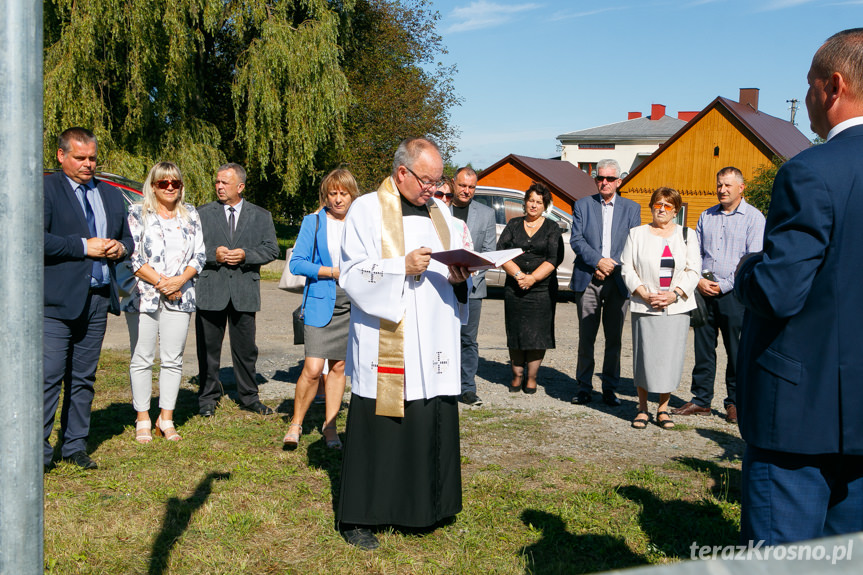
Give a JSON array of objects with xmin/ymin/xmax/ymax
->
[{"xmin": 672, "ymin": 167, "xmax": 765, "ymax": 423}]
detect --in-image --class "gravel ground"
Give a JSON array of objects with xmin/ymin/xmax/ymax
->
[{"xmin": 103, "ymin": 279, "xmax": 745, "ymax": 468}]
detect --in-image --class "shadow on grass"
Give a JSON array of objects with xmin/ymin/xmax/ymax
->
[
  {"xmin": 695, "ymin": 428, "xmax": 745, "ymax": 461},
  {"xmin": 147, "ymin": 471, "xmax": 231, "ymax": 575},
  {"xmin": 673, "ymin": 456, "xmax": 742, "ymax": 505},
  {"xmin": 519, "ymin": 509, "xmax": 645, "ymax": 574},
  {"xmin": 307, "ymin": 421, "xmax": 346, "ymax": 524},
  {"xmin": 617, "ymin": 485, "xmax": 738, "ymax": 560},
  {"xmin": 88, "ymin": 388, "xmax": 200, "ymax": 453},
  {"xmin": 478, "ymin": 356, "xmax": 638, "ymax": 415}
]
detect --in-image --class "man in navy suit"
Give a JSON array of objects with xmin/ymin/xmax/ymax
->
[
  {"xmin": 735, "ymin": 28, "xmax": 863, "ymax": 544},
  {"xmin": 570, "ymin": 159, "xmax": 641, "ymax": 407},
  {"xmin": 43, "ymin": 128, "xmax": 133, "ymax": 470}
]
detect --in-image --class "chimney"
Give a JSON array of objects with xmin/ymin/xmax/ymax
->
[
  {"xmin": 650, "ymin": 104, "xmax": 666, "ymax": 120},
  {"xmin": 628, "ymin": 111, "xmax": 642, "ymax": 120},
  {"xmin": 739, "ymin": 88, "xmax": 759, "ymax": 111},
  {"xmin": 677, "ymin": 111, "xmax": 698, "ymax": 121}
]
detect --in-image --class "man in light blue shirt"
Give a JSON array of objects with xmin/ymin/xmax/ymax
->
[{"xmin": 673, "ymin": 166, "xmax": 765, "ymax": 423}]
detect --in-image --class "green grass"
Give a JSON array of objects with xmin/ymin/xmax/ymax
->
[{"xmin": 44, "ymin": 350, "xmax": 741, "ymax": 574}]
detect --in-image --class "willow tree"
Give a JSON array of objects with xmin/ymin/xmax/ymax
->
[
  {"xmin": 319, "ymin": 0, "xmax": 461, "ymax": 193},
  {"xmin": 43, "ymin": 0, "xmax": 351, "ymax": 206}
]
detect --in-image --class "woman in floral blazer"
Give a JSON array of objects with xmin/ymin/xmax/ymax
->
[{"xmin": 123, "ymin": 162, "xmax": 206, "ymax": 443}]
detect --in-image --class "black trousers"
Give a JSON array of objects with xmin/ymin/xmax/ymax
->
[
  {"xmin": 195, "ymin": 302, "xmax": 260, "ymax": 408},
  {"xmin": 690, "ymin": 291, "xmax": 743, "ymax": 407}
]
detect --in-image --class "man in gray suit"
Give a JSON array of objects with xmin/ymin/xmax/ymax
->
[
  {"xmin": 451, "ymin": 167, "xmax": 497, "ymax": 406},
  {"xmin": 195, "ymin": 163, "xmax": 280, "ymax": 416},
  {"xmin": 570, "ymin": 159, "xmax": 641, "ymax": 407}
]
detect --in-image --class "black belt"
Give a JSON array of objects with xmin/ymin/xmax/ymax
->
[{"xmin": 88, "ymin": 285, "xmax": 110, "ymax": 297}]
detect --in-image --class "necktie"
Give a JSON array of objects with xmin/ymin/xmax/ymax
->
[
  {"xmin": 80, "ymin": 186, "xmax": 104, "ymax": 285},
  {"xmin": 228, "ymin": 207, "xmax": 236, "ymax": 239}
]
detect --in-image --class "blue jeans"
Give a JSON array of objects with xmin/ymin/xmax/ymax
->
[{"xmin": 460, "ymin": 299, "xmax": 483, "ymax": 394}]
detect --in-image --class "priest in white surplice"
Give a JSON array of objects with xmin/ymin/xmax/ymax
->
[{"xmin": 336, "ymin": 138, "xmax": 471, "ymax": 550}]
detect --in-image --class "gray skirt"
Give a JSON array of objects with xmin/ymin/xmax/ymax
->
[
  {"xmin": 303, "ymin": 286, "xmax": 350, "ymax": 361},
  {"xmin": 631, "ymin": 311, "xmax": 689, "ymax": 394}
]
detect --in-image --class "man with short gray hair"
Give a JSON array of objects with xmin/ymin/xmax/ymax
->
[
  {"xmin": 570, "ymin": 159, "xmax": 641, "ymax": 406},
  {"xmin": 195, "ymin": 163, "xmax": 279, "ymax": 417},
  {"xmin": 673, "ymin": 166, "xmax": 764, "ymax": 423}
]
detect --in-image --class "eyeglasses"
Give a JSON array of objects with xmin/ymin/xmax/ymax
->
[
  {"xmin": 155, "ymin": 179, "xmax": 182, "ymax": 190},
  {"xmin": 434, "ymin": 191, "xmax": 454, "ymax": 199},
  {"xmin": 405, "ymin": 166, "xmax": 444, "ymax": 191},
  {"xmin": 653, "ymin": 203, "xmax": 675, "ymax": 212},
  {"xmin": 595, "ymin": 175, "xmax": 620, "ymax": 183}
]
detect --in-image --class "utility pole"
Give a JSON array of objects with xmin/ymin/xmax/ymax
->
[
  {"xmin": 787, "ymin": 98, "xmax": 799, "ymax": 126},
  {"xmin": 0, "ymin": 0, "xmax": 44, "ymax": 572}
]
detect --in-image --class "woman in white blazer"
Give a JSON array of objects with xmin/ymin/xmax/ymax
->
[{"xmin": 620, "ymin": 187, "xmax": 701, "ymax": 430}]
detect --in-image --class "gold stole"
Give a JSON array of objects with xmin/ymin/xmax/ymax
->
[{"xmin": 376, "ymin": 177, "xmax": 450, "ymax": 417}]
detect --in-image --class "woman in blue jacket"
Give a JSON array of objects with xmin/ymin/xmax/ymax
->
[{"xmin": 284, "ymin": 169, "xmax": 359, "ymax": 449}]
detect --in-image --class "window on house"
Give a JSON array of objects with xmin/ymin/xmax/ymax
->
[
  {"xmin": 578, "ymin": 144, "xmax": 615, "ymax": 149},
  {"xmin": 578, "ymin": 162, "xmax": 597, "ymax": 178}
]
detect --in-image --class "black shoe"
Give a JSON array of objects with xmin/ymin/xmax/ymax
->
[
  {"xmin": 523, "ymin": 385, "xmax": 537, "ymax": 395},
  {"xmin": 571, "ymin": 390, "xmax": 592, "ymax": 405},
  {"xmin": 199, "ymin": 405, "xmax": 216, "ymax": 418},
  {"xmin": 460, "ymin": 391, "xmax": 483, "ymax": 406},
  {"xmin": 62, "ymin": 450, "xmax": 98, "ymax": 470},
  {"xmin": 602, "ymin": 390, "xmax": 622, "ymax": 407},
  {"xmin": 44, "ymin": 462, "xmax": 55, "ymax": 474},
  {"xmin": 341, "ymin": 527, "xmax": 380, "ymax": 550},
  {"xmin": 241, "ymin": 401, "xmax": 274, "ymax": 415}
]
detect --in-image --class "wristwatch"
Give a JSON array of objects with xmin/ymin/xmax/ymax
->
[{"xmin": 514, "ymin": 271, "xmax": 524, "ymax": 280}]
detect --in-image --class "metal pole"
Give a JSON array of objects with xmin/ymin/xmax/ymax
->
[{"xmin": 0, "ymin": 0, "xmax": 44, "ymax": 572}]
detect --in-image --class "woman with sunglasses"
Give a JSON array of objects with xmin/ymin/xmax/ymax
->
[
  {"xmin": 620, "ymin": 187, "xmax": 700, "ymax": 430},
  {"xmin": 123, "ymin": 162, "xmax": 205, "ymax": 443},
  {"xmin": 434, "ymin": 175, "xmax": 473, "ymax": 249}
]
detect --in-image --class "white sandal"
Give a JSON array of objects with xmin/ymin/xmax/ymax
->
[
  {"xmin": 154, "ymin": 416, "xmax": 182, "ymax": 441},
  {"xmin": 135, "ymin": 420, "xmax": 152, "ymax": 444}
]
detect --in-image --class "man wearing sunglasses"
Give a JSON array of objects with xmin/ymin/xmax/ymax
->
[
  {"xmin": 451, "ymin": 167, "xmax": 496, "ymax": 407},
  {"xmin": 195, "ymin": 163, "xmax": 279, "ymax": 417},
  {"xmin": 43, "ymin": 127, "xmax": 134, "ymax": 471},
  {"xmin": 672, "ymin": 167, "xmax": 764, "ymax": 424},
  {"xmin": 570, "ymin": 159, "xmax": 641, "ymax": 407}
]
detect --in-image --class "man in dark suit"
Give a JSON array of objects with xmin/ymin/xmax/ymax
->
[
  {"xmin": 735, "ymin": 28, "xmax": 863, "ymax": 544},
  {"xmin": 570, "ymin": 159, "xmax": 641, "ymax": 407},
  {"xmin": 451, "ymin": 167, "xmax": 497, "ymax": 407},
  {"xmin": 195, "ymin": 163, "xmax": 279, "ymax": 417},
  {"xmin": 44, "ymin": 127, "xmax": 134, "ymax": 470}
]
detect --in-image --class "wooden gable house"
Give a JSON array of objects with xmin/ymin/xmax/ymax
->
[{"xmin": 619, "ymin": 88, "xmax": 811, "ymax": 226}]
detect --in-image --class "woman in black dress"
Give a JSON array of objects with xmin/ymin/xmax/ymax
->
[{"xmin": 497, "ymin": 183, "xmax": 564, "ymax": 394}]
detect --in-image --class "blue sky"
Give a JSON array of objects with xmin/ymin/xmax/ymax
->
[{"xmin": 430, "ymin": 0, "xmax": 862, "ymax": 168}]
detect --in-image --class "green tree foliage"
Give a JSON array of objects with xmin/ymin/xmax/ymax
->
[
  {"xmin": 746, "ymin": 157, "xmax": 785, "ymax": 216},
  {"xmin": 746, "ymin": 138, "xmax": 821, "ymax": 216},
  {"xmin": 318, "ymin": 0, "xmax": 462, "ymax": 194},
  {"xmin": 43, "ymin": 0, "xmax": 352, "ymax": 206},
  {"xmin": 43, "ymin": 0, "xmax": 461, "ymax": 216}
]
